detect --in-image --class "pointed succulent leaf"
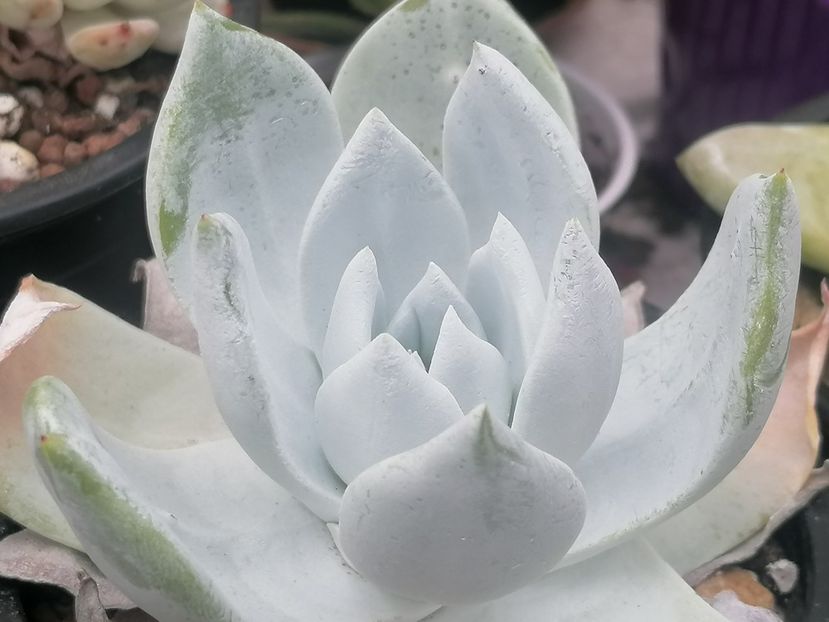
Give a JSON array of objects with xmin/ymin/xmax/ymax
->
[
  {"xmin": 0, "ymin": 278, "xmax": 226, "ymax": 549},
  {"xmin": 427, "ymin": 540, "xmax": 728, "ymax": 621},
  {"xmin": 565, "ymin": 173, "xmax": 800, "ymax": 563},
  {"xmin": 321, "ymin": 247, "xmax": 387, "ymax": 376},
  {"xmin": 339, "ymin": 406, "xmax": 586, "ymax": 604},
  {"xmin": 387, "ymin": 263, "xmax": 484, "ymax": 366},
  {"xmin": 298, "ymin": 109, "xmax": 470, "ymax": 351},
  {"xmin": 331, "ymin": 0, "xmax": 577, "ymax": 167},
  {"xmin": 315, "ymin": 333, "xmax": 463, "ymax": 483},
  {"xmin": 512, "ymin": 220, "xmax": 624, "ymax": 465},
  {"xmin": 25, "ymin": 378, "xmax": 436, "ymax": 622},
  {"xmin": 647, "ymin": 284, "xmax": 829, "ymax": 574},
  {"xmin": 0, "ymin": 0, "xmax": 62, "ymax": 30},
  {"xmin": 61, "ymin": 8, "xmax": 159, "ymax": 71},
  {"xmin": 147, "ymin": 4, "xmax": 342, "ymax": 333},
  {"xmin": 466, "ymin": 213, "xmax": 545, "ymax": 387},
  {"xmin": 678, "ymin": 124, "xmax": 829, "ymax": 273},
  {"xmin": 429, "ymin": 307, "xmax": 512, "ymax": 424},
  {"xmin": 192, "ymin": 213, "xmax": 344, "ymax": 521},
  {"xmin": 445, "ymin": 44, "xmax": 598, "ymax": 285}
]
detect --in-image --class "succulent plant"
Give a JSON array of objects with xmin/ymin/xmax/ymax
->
[
  {"xmin": 0, "ymin": 0, "xmax": 230, "ymax": 70},
  {"xmin": 0, "ymin": 0, "xmax": 807, "ymax": 620}
]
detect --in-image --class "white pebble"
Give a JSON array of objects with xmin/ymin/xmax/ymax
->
[
  {"xmin": 0, "ymin": 141, "xmax": 39, "ymax": 182},
  {"xmin": 0, "ymin": 95, "xmax": 24, "ymax": 138},
  {"xmin": 104, "ymin": 76, "xmax": 137, "ymax": 95},
  {"xmin": 94, "ymin": 93, "xmax": 120, "ymax": 120},
  {"xmin": 766, "ymin": 559, "xmax": 798, "ymax": 595},
  {"xmin": 17, "ymin": 87, "xmax": 44, "ymax": 109}
]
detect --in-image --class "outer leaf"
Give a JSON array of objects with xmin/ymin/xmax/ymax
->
[
  {"xmin": 339, "ymin": 407, "xmax": 586, "ymax": 605},
  {"xmin": 298, "ymin": 109, "xmax": 470, "ymax": 351},
  {"xmin": 564, "ymin": 173, "xmax": 800, "ymax": 564},
  {"xmin": 315, "ymin": 334, "xmax": 462, "ymax": 483},
  {"xmin": 678, "ymin": 124, "xmax": 829, "ymax": 273},
  {"xmin": 25, "ymin": 377, "xmax": 435, "ymax": 622},
  {"xmin": 444, "ymin": 44, "xmax": 598, "ymax": 285},
  {"xmin": 192, "ymin": 213, "xmax": 344, "ymax": 521},
  {"xmin": 0, "ymin": 278, "xmax": 226, "ymax": 548},
  {"xmin": 512, "ymin": 220, "xmax": 623, "ymax": 465},
  {"xmin": 426, "ymin": 540, "xmax": 727, "ymax": 621},
  {"xmin": 147, "ymin": 4, "xmax": 342, "ymax": 333},
  {"xmin": 331, "ymin": 0, "xmax": 577, "ymax": 167},
  {"xmin": 647, "ymin": 284, "xmax": 829, "ymax": 574}
]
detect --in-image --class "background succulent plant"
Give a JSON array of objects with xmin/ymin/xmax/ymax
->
[
  {"xmin": 0, "ymin": 0, "xmax": 230, "ymax": 70},
  {"xmin": 0, "ymin": 0, "xmax": 810, "ymax": 620}
]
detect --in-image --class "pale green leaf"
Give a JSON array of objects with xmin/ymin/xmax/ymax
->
[{"xmin": 678, "ymin": 124, "xmax": 829, "ymax": 274}]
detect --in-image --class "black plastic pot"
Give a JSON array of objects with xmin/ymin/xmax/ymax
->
[{"xmin": 0, "ymin": 0, "xmax": 260, "ymax": 325}]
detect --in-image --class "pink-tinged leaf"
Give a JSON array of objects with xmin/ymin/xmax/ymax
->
[{"xmin": 0, "ymin": 277, "xmax": 226, "ymax": 548}]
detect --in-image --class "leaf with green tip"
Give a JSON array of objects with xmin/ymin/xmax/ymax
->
[
  {"xmin": 0, "ymin": 278, "xmax": 226, "ymax": 549},
  {"xmin": 678, "ymin": 124, "xmax": 829, "ymax": 274},
  {"xmin": 147, "ymin": 4, "xmax": 343, "ymax": 334},
  {"xmin": 563, "ymin": 173, "xmax": 800, "ymax": 564},
  {"xmin": 25, "ymin": 377, "xmax": 437, "ymax": 622},
  {"xmin": 331, "ymin": 0, "xmax": 577, "ymax": 167},
  {"xmin": 426, "ymin": 540, "xmax": 728, "ymax": 621},
  {"xmin": 648, "ymin": 285, "xmax": 829, "ymax": 574}
]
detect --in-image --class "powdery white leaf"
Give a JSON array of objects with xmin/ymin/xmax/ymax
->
[
  {"xmin": 315, "ymin": 333, "xmax": 462, "ymax": 483},
  {"xmin": 331, "ymin": 0, "xmax": 577, "ymax": 167},
  {"xmin": 192, "ymin": 213, "xmax": 344, "ymax": 521},
  {"xmin": 648, "ymin": 284, "xmax": 829, "ymax": 574},
  {"xmin": 339, "ymin": 406, "xmax": 586, "ymax": 604},
  {"xmin": 298, "ymin": 109, "xmax": 470, "ymax": 351},
  {"xmin": 321, "ymin": 247, "xmax": 387, "ymax": 377},
  {"xmin": 387, "ymin": 263, "xmax": 484, "ymax": 367},
  {"xmin": 0, "ymin": 278, "xmax": 226, "ymax": 549},
  {"xmin": 429, "ymin": 307, "xmax": 512, "ymax": 424},
  {"xmin": 512, "ymin": 220, "xmax": 623, "ymax": 465},
  {"xmin": 0, "ymin": 530, "xmax": 133, "ymax": 610},
  {"xmin": 425, "ymin": 540, "xmax": 727, "ymax": 621},
  {"xmin": 465, "ymin": 214, "xmax": 545, "ymax": 388},
  {"xmin": 25, "ymin": 377, "xmax": 436, "ymax": 622},
  {"xmin": 564, "ymin": 173, "xmax": 800, "ymax": 564},
  {"xmin": 444, "ymin": 43, "xmax": 597, "ymax": 287},
  {"xmin": 147, "ymin": 4, "xmax": 342, "ymax": 334}
]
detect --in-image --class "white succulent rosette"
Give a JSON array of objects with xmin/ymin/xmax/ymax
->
[
  {"xmin": 0, "ymin": 0, "xmax": 229, "ymax": 70},
  {"xmin": 0, "ymin": 0, "xmax": 808, "ymax": 620}
]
